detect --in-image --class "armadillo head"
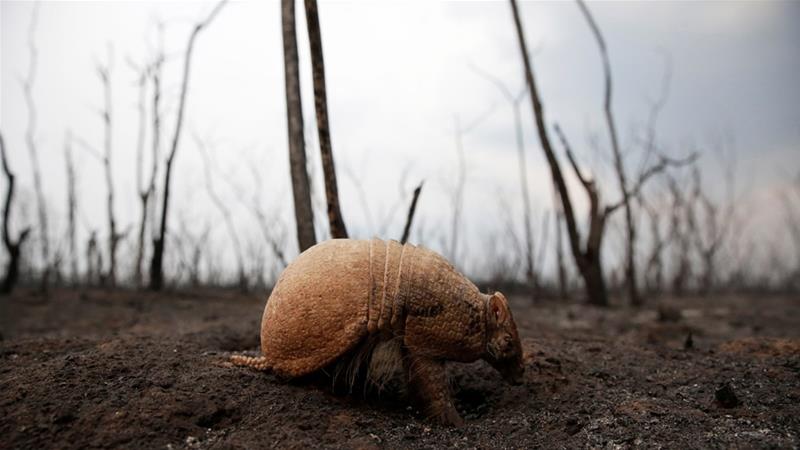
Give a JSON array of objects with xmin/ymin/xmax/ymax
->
[{"xmin": 483, "ymin": 292, "xmax": 524, "ymax": 385}]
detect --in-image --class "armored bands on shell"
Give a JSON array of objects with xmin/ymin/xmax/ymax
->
[{"xmin": 259, "ymin": 238, "xmax": 487, "ymax": 376}]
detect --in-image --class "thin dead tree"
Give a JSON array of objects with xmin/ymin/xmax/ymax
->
[
  {"xmin": 1, "ymin": 132, "xmax": 32, "ymax": 294},
  {"xmin": 22, "ymin": 2, "xmax": 50, "ymax": 290},
  {"xmin": 128, "ymin": 54, "xmax": 151, "ymax": 287},
  {"xmin": 511, "ymin": 0, "xmax": 608, "ymax": 305},
  {"xmin": 141, "ymin": 27, "xmax": 165, "ymax": 287},
  {"xmin": 196, "ymin": 134, "xmax": 247, "ymax": 291},
  {"xmin": 342, "ymin": 163, "xmax": 376, "ymax": 235},
  {"xmin": 149, "ymin": 0, "xmax": 227, "ymax": 290},
  {"xmin": 304, "ymin": 0, "xmax": 348, "ymax": 238},
  {"xmin": 577, "ymin": 0, "xmax": 640, "ymax": 306},
  {"xmin": 450, "ymin": 116, "xmax": 467, "ymax": 265},
  {"xmin": 400, "ymin": 182, "xmax": 424, "ymax": 244},
  {"xmin": 96, "ymin": 46, "xmax": 123, "ymax": 286},
  {"xmin": 282, "ymin": 0, "xmax": 316, "ymax": 253},
  {"xmin": 175, "ymin": 216, "xmax": 211, "ymax": 289},
  {"xmin": 640, "ymin": 196, "xmax": 665, "ymax": 296},
  {"xmin": 510, "ymin": 0, "xmax": 694, "ymax": 305},
  {"xmin": 666, "ymin": 172, "xmax": 693, "ymax": 296},
  {"xmin": 214, "ymin": 154, "xmax": 289, "ymax": 272},
  {"xmin": 692, "ymin": 164, "xmax": 735, "ymax": 295},
  {"xmin": 469, "ymin": 64, "xmax": 538, "ymax": 293},
  {"xmin": 243, "ymin": 162, "xmax": 289, "ymax": 270},
  {"xmin": 64, "ymin": 131, "xmax": 78, "ymax": 286}
]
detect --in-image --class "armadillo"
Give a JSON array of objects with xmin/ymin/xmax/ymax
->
[{"xmin": 231, "ymin": 238, "xmax": 524, "ymax": 426}]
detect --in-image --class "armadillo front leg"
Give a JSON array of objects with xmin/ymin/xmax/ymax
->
[{"xmin": 404, "ymin": 353, "xmax": 464, "ymax": 427}]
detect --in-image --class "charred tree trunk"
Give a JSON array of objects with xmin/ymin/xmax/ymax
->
[
  {"xmin": 510, "ymin": 0, "xmax": 608, "ymax": 306},
  {"xmin": 303, "ymin": 0, "xmax": 348, "ymax": 239},
  {"xmin": 131, "ymin": 58, "xmax": 150, "ymax": 288},
  {"xmin": 512, "ymin": 0, "xmax": 694, "ymax": 305},
  {"xmin": 96, "ymin": 51, "xmax": 121, "ymax": 286},
  {"xmin": 1, "ymin": 132, "xmax": 32, "ymax": 294},
  {"xmin": 282, "ymin": 0, "xmax": 316, "ymax": 252},
  {"xmin": 139, "ymin": 45, "xmax": 163, "ymax": 289},
  {"xmin": 579, "ymin": 252, "xmax": 608, "ymax": 307},
  {"xmin": 149, "ymin": 0, "xmax": 227, "ymax": 291},
  {"xmin": 577, "ymin": 0, "xmax": 640, "ymax": 306}
]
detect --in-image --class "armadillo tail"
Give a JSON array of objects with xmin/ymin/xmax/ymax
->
[{"xmin": 230, "ymin": 354, "xmax": 272, "ymax": 372}]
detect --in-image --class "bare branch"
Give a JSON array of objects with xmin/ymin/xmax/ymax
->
[
  {"xmin": 612, "ymin": 152, "xmax": 699, "ymax": 214},
  {"xmin": 195, "ymin": 131, "xmax": 246, "ymax": 290},
  {"xmin": 400, "ymin": 182, "xmax": 424, "ymax": 245},
  {"xmin": 553, "ymin": 123, "xmax": 592, "ymax": 191},
  {"xmin": 150, "ymin": 0, "xmax": 228, "ymax": 290}
]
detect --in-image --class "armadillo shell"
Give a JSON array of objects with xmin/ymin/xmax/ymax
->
[
  {"xmin": 261, "ymin": 239, "xmax": 373, "ymax": 377},
  {"xmin": 260, "ymin": 238, "xmax": 485, "ymax": 377}
]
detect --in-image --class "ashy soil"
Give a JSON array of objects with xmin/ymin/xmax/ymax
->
[{"xmin": 1, "ymin": 288, "xmax": 798, "ymax": 449}]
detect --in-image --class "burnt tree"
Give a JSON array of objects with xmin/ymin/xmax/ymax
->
[
  {"xmin": 1, "ymin": 132, "xmax": 32, "ymax": 294},
  {"xmin": 139, "ymin": 29, "xmax": 164, "ymax": 288},
  {"xmin": 510, "ymin": 0, "xmax": 608, "ymax": 305},
  {"xmin": 470, "ymin": 65, "xmax": 539, "ymax": 294},
  {"xmin": 149, "ymin": 0, "xmax": 227, "ymax": 290},
  {"xmin": 22, "ymin": 3, "xmax": 50, "ymax": 290},
  {"xmin": 95, "ymin": 48, "xmax": 123, "ymax": 286},
  {"xmin": 510, "ymin": 0, "xmax": 693, "ymax": 305},
  {"xmin": 282, "ymin": 0, "xmax": 316, "ymax": 252},
  {"xmin": 303, "ymin": 0, "xmax": 348, "ymax": 238},
  {"xmin": 128, "ymin": 51, "xmax": 154, "ymax": 288},
  {"xmin": 577, "ymin": 0, "xmax": 640, "ymax": 306}
]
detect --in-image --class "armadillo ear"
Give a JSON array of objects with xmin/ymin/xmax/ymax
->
[{"xmin": 490, "ymin": 292, "xmax": 509, "ymax": 324}]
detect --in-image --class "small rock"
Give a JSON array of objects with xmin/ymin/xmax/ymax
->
[{"xmin": 715, "ymin": 383, "xmax": 740, "ymax": 408}]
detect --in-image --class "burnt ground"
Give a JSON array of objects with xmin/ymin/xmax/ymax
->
[{"xmin": 1, "ymin": 288, "xmax": 798, "ymax": 449}]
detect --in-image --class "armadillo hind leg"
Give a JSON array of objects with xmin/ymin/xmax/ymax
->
[
  {"xmin": 404, "ymin": 353, "xmax": 464, "ymax": 427},
  {"xmin": 230, "ymin": 354, "xmax": 271, "ymax": 372}
]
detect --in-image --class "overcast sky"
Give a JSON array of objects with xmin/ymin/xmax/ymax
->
[{"xmin": 1, "ymin": 0, "xmax": 799, "ymax": 282}]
